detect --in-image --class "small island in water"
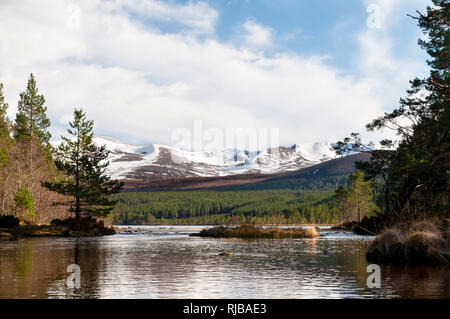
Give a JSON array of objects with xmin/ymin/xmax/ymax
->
[{"xmin": 191, "ymin": 225, "xmax": 320, "ymax": 239}]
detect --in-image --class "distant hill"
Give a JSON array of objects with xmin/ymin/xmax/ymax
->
[
  {"xmin": 52, "ymin": 136, "xmax": 339, "ymax": 181},
  {"xmin": 215, "ymin": 152, "xmax": 371, "ymax": 190},
  {"xmin": 123, "ymin": 152, "xmax": 371, "ymax": 191}
]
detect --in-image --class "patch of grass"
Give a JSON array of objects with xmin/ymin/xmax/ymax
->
[
  {"xmin": 192, "ymin": 225, "xmax": 320, "ymax": 239},
  {"xmin": 366, "ymin": 221, "xmax": 450, "ymax": 265},
  {"xmin": 366, "ymin": 229, "xmax": 406, "ymax": 264}
]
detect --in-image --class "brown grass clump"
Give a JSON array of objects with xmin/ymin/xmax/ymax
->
[
  {"xmin": 410, "ymin": 221, "xmax": 441, "ymax": 234},
  {"xmin": 366, "ymin": 229, "xmax": 406, "ymax": 264},
  {"xmin": 446, "ymin": 229, "xmax": 450, "ymax": 247},
  {"xmin": 193, "ymin": 225, "xmax": 320, "ymax": 239},
  {"xmin": 366, "ymin": 222, "xmax": 450, "ymax": 265},
  {"xmin": 405, "ymin": 231, "xmax": 447, "ymax": 265}
]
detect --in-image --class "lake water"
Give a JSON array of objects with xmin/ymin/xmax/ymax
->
[{"xmin": 0, "ymin": 226, "xmax": 449, "ymax": 299}]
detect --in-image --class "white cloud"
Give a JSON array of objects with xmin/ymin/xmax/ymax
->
[
  {"xmin": 352, "ymin": 0, "xmax": 430, "ymax": 142},
  {"xmin": 123, "ymin": 0, "xmax": 218, "ymax": 35},
  {"xmin": 0, "ymin": 0, "xmax": 425, "ymax": 148},
  {"xmin": 240, "ymin": 20, "xmax": 275, "ymax": 49},
  {"xmin": 358, "ymin": 0, "xmax": 429, "ymax": 102}
]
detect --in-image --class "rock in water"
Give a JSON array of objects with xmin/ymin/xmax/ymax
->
[{"xmin": 218, "ymin": 252, "xmax": 233, "ymax": 256}]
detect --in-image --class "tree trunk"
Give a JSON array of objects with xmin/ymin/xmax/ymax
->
[
  {"xmin": 384, "ymin": 181, "xmax": 391, "ymax": 213},
  {"xmin": 75, "ymin": 197, "xmax": 80, "ymax": 220},
  {"xmin": 29, "ymin": 111, "xmax": 33, "ymax": 172},
  {"xmin": 75, "ymin": 125, "xmax": 80, "ymax": 220}
]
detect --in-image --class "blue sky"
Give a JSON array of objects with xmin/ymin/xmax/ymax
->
[
  {"xmin": 138, "ymin": 0, "xmax": 428, "ymax": 77},
  {"xmin": 0, "ymin": 0, "xmax": 431, "ymax": 148}
]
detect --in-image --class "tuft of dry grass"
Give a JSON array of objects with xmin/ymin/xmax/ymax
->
[
  {"xmin": 410, "ymin": 221, "xmax": 441, "ymax": 234},
  {"xmin": 446, "ymin": 229, "xmax": 450, "ymax": 247},
  {"xmin": 405, "ymin": 231, "xmax": 447, "ymax": 265},
  {"xmin": 193, "ymin": 225, "xmax": 320, "ymax": 239},
  {"xmin": 366, "ymin": 229, "xmax": 406, "ymax": 264},
  {"xmin": 366, "ymin": 222, "xmax": 450, "ymax": 265}
]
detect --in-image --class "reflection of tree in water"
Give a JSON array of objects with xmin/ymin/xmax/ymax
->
[
  {"xmin": 1, "ymin": 235, "xmax": 448, "ymax": 298},
  {"xmin": 327, "ymin": 239, "xmax": 393, "ymax": 298},
  {"xmin": 381, "ymin": 265, "xmax": 450, "ymax": 298},
  {"xmin": 0, "ymin": 238, "xmax": 103, "ymax": 298},
  {"xmin": 0, "ymin": 239, "xmax": 66, "ymax": 298},
  {"xmin": 64, "ymin": 239, "xmax": 103, "ymax": 298},
  {"xmin": 330, "ymin": 239, "xmax": 450, "ymax": 298}
]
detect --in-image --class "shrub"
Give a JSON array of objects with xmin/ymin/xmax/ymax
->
[{"xmin": 14, "ymin": 186, "xmax": 35, "ymax": 220}]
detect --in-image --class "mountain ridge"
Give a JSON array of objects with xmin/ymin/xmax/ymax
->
[{"xmin": 72, "ymin": 136, "xmax": 340, "ymax": 181}]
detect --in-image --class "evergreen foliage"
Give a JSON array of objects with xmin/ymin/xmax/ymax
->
[
  {"xmin": 0, "ymin": 83, "xmax": 11, "ymax": 139},
  {"xmin": 334, "ymin": 1, "xmax": 449, "ymax": 220},
  {"xmin": 42, "ymin": 108, "xmax": 123, "ymax": 219},
  {"xmin": 14, "ymin": 186, "xmax": 35, "ymax": 220},
  {"xmin": 110, "ymin": 189, "xmax": 340, "ymax": 225},
  {"xmin": 13, "ymin": 74, "xmax": 51, "ymax": 144},
  {"xmin": 347, "ymin": 170, "xmax": 375, "ymax": 222}
]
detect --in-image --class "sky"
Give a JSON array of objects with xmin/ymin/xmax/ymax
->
[{"xmin": 0, "ymin": 0, "xmax": 431, "ymax": 149}]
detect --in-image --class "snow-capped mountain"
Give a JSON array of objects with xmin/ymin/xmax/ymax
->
[{"xmin": 81, "ymin": 136, "xmax": 338, "ymax": 181}]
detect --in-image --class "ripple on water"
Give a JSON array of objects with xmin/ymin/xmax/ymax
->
[{"xmin": 0, "ymin": 227, "xmax": 448, "ymax": 298}]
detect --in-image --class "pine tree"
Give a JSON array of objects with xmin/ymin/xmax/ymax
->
[
  {"xmin": 0, "ymin": 83, "xmax": 11, "ymax": 168},
  {"xmin": 14, "ymin": 74, "xmax": 50, "ymax": 142},
  {"xmin": 333, "ymin": 184, "xmax": 353, "ymax": 223},
  {"xmin": 0, "ymin": 83, "xmax": 11, "ymax": 139},
  {"xmin": 0, "ymin": 83, "xmax": 11, "ymax": 214},
  {"xmin": 366, "ymin": 1, "xmax": 449, "ymax": 216},
  {"xmin": 347, "ymin": 170, "xmax": 373, "ymax": 223},
  {"xmin": 335, "ymin": 1, "xmax": 449, "ymax": 218},
  {"xmin": 43, "ymin": 108, "xmax": 123, "ymax": 220},
  {"xmin": 13, "ymin": 73, "xmax": 51, "ymax": 169}
]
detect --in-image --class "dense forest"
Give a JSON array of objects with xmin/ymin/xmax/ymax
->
[
  {"xmin": 110, "ymin": 174, "xmax": 381, "ymax": 225},
  {"xmin": 110, "ymin": 189, "xmax": 340, "ymax": 225}
]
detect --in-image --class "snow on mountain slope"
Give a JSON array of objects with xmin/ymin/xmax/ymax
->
[
  {"xmin": 291, "ymin": 142, "xmax": 337, "ymax": 162},
  {"xmin": 53, "ymin": 136, "xmax": 338, "ymax": 181}
]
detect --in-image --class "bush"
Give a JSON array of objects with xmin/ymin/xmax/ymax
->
[
  {"xmin": 0, "ymin": 215, "xmax": 20, "ymax": 228},
  {"xmin": 14, "ymin": 186, "xmax": 35, "ymax": 220}
]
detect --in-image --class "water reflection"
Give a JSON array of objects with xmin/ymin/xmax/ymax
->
[{"xmin": 0, "ymin": 228, "xmax": 448, "ymax": 299}]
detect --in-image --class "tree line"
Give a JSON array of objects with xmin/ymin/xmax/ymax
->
[
  {"xmin": 0, "ymin": 74, "xmax": 122, "ymax": 225},
  {"xmin": 110, "ymin": 189, "xmax": 347, "ymax": 225}
]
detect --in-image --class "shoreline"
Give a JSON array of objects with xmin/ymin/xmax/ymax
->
[
  {"xmin": 0, "ymin": 224, "xmax": 116, "ymax": 239},
  {"xmin": 0, "ymin": 223, "xmax": 335, "ymax": 238},
  {"xmin": 113, "ymin": 224, "xmax": 333, "ymax": 233}
]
